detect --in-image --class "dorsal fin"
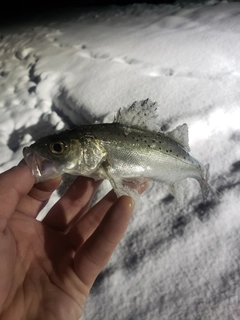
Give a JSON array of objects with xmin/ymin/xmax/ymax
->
[
  {"xmin": 166, "ymin": 123, "xmax": 190, "ymax": 152},
  {"xmin": 114, "ymin": 99, "xmax": 160, "ymax": 131}
]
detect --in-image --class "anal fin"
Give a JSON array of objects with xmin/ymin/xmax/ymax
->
[
  {"xmin": 102, "ymin": 162, "xmax": 149, "ymax": 200},
  {"xmin": 169, "ymin": 180, "xmax": 187, "ymax": 204},
  {"xmin": 122, "ymin": 178, "xmax": 150, "ymax": 195}
]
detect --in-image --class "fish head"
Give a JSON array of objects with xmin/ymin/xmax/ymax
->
[{"xmin": 23, "ymin": 132, "xmax": 82, "ymax": 183}]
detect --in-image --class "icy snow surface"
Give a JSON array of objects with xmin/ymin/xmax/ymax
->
[{"xmin": 1, "ymin": 2, "xmax": 240, "ymax": 319}]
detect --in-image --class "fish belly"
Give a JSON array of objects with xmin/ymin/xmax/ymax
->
[{"xmin": 105, "ymin": 146, "xmax": 201, "ymax": 185}]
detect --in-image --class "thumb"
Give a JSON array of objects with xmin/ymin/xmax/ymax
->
[{"xmin": 0, "ymin": 164, "xmax": 35, "ymax": 231}]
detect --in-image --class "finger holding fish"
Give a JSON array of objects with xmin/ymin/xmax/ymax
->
[{"xmin": 42, "ymin": 176, "xmax": 102, "ymax": 232}]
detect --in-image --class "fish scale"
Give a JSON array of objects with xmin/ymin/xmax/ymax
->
[{"xmin": 81, "ymin": 123, "xmax": 198, "ymax": 169}]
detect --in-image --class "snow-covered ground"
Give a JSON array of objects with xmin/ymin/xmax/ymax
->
[{"xmin": 1, "ymin": 2, "xmax": 240, "ymax": 319}]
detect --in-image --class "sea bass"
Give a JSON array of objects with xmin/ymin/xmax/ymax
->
[{"xmin": 23, "ymin": 99, "xmax": 210, "ymax": 202}]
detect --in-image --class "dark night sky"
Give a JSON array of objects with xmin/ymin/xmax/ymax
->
[
  {"xmin": 1, "ymin": 0, "xmax": 239, "ymax": 27},
  {"xmin": 0, "ymin": 1, "xmax": 179, "ymax": 26}
]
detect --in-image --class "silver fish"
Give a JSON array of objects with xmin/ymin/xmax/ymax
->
[{"xmin": 23, "ymin": 99, "xmax": 210, "ymax": 202}]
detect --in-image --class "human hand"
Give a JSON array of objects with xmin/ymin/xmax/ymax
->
[{"xmin": 0, "ymin": 164, "xmax": 136, "ymax": 320}]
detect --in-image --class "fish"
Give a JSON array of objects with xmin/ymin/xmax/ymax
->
[{"xmin": 23, "ymin": 99, "xmax": 210, "ymax": 202}]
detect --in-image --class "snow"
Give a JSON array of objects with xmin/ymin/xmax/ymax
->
[{"xmin": 1, "ymin": 1, "xmax": 240, "ymax": 319}]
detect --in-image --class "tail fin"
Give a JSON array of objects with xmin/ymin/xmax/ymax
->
[
  {"xmin": 200, "ymin": 163, "xmax": 222, "ymax": 202},
  {"xmin": 200, "ymin": 163, "xmax": 210, "ymax": 202}
]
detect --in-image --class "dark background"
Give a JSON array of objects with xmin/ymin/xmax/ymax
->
[
  {"xmin": 1, "ymin": 0, "xmax": 240, "ymax": 27},
  {"xmin": 0, "ymin": 0, "xmax": 205, "ymax": 26}
]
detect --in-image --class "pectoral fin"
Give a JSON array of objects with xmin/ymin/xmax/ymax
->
[{"xmin": 83, "ymin": 138, "xmax": 107, "ymax": 170}]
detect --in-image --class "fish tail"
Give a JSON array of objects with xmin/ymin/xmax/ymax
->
[
  {"xmin": 200, "ymin": 163, "xmax": 210, "ymax": 202},
  {"xmin": 199, "ymin": 163, "xmax": 222, "ymax": 201}
]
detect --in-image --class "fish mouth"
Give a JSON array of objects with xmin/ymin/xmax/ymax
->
[{"xmin": 23, "ymin": 147, "xmax": 61, "ymax": 183}]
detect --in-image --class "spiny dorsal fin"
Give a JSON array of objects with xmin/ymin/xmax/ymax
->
[
  {"xmin": 166, "ymin": 123, "xmax": 190, "ymax": 152},
  {"xmin": 114, "ymin": 99, "xmax": 160, "ymax": 131}
]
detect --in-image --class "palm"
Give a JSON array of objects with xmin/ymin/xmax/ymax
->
[
  {"xmin": 2, "ymin": 215, "xmax": 83, "ymax": 320},
  {"xmin": 0, "ymin": 166, "xmax": 134, "ymax": 320}
]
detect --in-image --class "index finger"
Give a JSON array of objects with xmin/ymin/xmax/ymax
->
[
  {"xmin": 16, "ymin": 175, "xmax": 62, "ymax": 218},
  {"xmin": 0, "ymin": 165, "xmax": 35, "ymax": 231}
]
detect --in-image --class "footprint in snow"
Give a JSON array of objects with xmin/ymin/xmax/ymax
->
[{"xmin": 112, "ymin": 56, "xmax": 141, "ymax": 65}]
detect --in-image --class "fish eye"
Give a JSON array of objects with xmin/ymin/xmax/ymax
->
[{"xmin": 49, "ymin": 141, "xmax": 66, "ymax": 155}]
